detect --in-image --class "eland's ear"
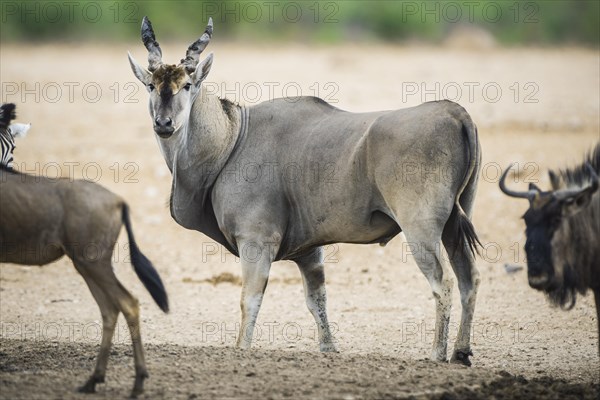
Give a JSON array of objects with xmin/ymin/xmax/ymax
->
[
  {"xmin": 192, "ymin": 53, "xmax": 213, "ymax": 86},
  {"xmin": 128, "ymin": 52, "xmax": 152, "ymax": 85}
]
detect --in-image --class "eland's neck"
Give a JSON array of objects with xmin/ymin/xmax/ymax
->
[{"xmin": 158, "ymin": 89, "xmax": 244, "ymax": 187}]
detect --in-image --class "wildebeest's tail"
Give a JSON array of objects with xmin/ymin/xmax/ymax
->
[
  {"xmin": 453, "ymin": 113, "xmax": 482, "ymax": 256},
  {"xmin": 0, "ymin": 103, "xmax": 16, "ymax": 130},
  {"xmin": 122, "ymin": 203, "xmax": 169, "ymax": 312}
]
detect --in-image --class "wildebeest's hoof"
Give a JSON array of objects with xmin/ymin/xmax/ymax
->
[
  {"xmin": 129, "ymin": 370, "xmax": 148, "ymax": 398},
  {"xmin": 450, "ymin": 349, "xmax": 473, "ymax": 367},
  {"xmin": 78, "ymin": 375, "xmax": 104, "ymax": 393}
]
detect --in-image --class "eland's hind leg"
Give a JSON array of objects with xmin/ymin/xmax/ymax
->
[
  {"xmin": 444, "ymin": 167, "xmax": 481, "ymax": 366},
  {"xmin": 401, "ymin": 223, "xmax": 454, "ymax": 362},
  {"xmin": 294, "ymin": 247, "xmax": 337, "ymax": 352},
  {"xmin": 443, "ymin": 218, "xmax": 480, "ymax": 366},
  {"xmin": 74, "ymin": 261, "xmax": 120, "ymax": 394}
]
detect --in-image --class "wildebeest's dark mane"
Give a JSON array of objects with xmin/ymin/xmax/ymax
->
[
  {"xmin": 543, "ymin": 144, "xmax": 599, "ymax": 310},
  {"xmin": 550, "ymin": 142, "xmax": 600, "ymax": 189},
  {"xmin": 545, "ymin": 261, "xmax": 588, "ymax": 310}
]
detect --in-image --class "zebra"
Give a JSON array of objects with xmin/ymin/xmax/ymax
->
[{"xmin": 0, "ymin": 103, "xmax": 31, "ymax": 169}]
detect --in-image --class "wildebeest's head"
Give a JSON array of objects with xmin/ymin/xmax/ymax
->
[
  {"xmin": 128, "ymin": 17, "xmax": 214, "ymax": 138},
  {"xmin": 500, "ymin": 163, "xmax": 599, "ymax": 307}
]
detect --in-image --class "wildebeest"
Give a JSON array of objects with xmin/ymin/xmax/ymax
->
[
  {"xmin": 0, "ymin": 108, "xmax": 169, "ymax": 397},
  {"xmin": 128, "ymin": 17, "xmax": 482, "ymax": 365},
  {"xmin": 500, "ymin": 143, "xmax": 600, "ymax": 354},
  {"xmin": 0, "ymin": 103, "xmax": 30, "ymax": 168}
]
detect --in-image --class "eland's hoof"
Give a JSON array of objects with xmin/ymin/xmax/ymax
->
[
  {"xmin": 129, "ymin": 388, "xmax": 143, "ymax": 399},
  {"xmin": 430, "ymin": 350, "xmax": 448, "ymax": 363},
  {"xmin": 451, "ymin": 349, "xmax": 473, "ymax": 367},
  {"xmin": 320, "ymin": 343, "xmax": 338, "ymax": 353}
]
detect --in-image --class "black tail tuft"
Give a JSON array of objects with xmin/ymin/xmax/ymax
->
[
  {"xmin": 0, "ymin": 103, "xmax": 16, "ymax": 130},
  {"xmin": 122, "ymin": 204, "xmax": 169, "ymax": 313},
  {"xmin": 457, "ymin": 209, "xmax": 482, "ymax": 257}
]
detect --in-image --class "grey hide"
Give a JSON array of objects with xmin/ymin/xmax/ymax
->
[{"xmin": 129, "ymin": 16, "xmax": 482, "ymax": 365}]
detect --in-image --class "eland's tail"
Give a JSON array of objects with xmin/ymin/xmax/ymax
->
[{"xmin": 453, "ymin": 114, "xmax": 482, "ymax": 256}]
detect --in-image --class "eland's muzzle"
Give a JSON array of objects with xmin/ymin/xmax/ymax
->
[{"xmin": 154, "ymin": 116, "xmax": 174, "ymax": 137}]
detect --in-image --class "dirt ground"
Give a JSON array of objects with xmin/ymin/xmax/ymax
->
[{"xmin": 1, "ymin": 43, "xmax": 599, "ymax": 399}]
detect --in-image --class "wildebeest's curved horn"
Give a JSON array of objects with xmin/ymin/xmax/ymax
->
[
  {"xmin": 499, "ymin": 163, "xmax": 539, "ymax": 199},
  {"xmin": 180, "ymin": 17, "xmax": 213, "ymax": 74},
  {"xmin": 141, "ymin": 16, "xmax": 163, "ymax": 72},
  {"xmin": 586, "ymin": 163, "xmax": 599, "ymax": 192}
]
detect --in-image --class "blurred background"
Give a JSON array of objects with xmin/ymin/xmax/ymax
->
[{"xmin": 2, "ymin": 0, "xmax": 599, "ymax": 46}]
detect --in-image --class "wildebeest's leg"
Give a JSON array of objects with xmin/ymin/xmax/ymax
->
[
  {"xmin": 236, "ymin": 238, "xmax": 278, "ymax": 349},
  {"xmin": 294, "ymin": 247, "xmax": 337, "ymax": 352},
  {"xmin": 114, "ymin": 282, "xmax": 147, "ymax": 398},
  {"xmin": 403, "ymin": 227, "xmax": 454, "ymax": 362},
  {"xmin": 443, "ymin": 215, "xmax": 480, "ymax": 366},
  {"xmin": 75, "ymin": 264, "xmax": 120, "ymax": 394},
  {"xmin": 76, "ymin": 258, "xmax": 148, "ymax": 398}
]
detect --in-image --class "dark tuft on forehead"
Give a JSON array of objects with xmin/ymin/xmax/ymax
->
[
  {"xmin": 152, "ymin": 64, "xmax": 186, "ymax": 84},
  {"xmin": 152, "ymin": 65, "xmax": 187, "ymax": 100}
]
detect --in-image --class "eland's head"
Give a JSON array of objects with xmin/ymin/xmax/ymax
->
[{"xmin": 128, "ymin": 16, "xmax": 214, "ymax": 138}]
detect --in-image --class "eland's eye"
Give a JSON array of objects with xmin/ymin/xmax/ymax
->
[
  {"xmin": 184, "ymin": 83, "xmax": 192, "ymax": 91},
  {"xmin": 147, "ymin": 84, "xmax": 155, "ymax": 92}
]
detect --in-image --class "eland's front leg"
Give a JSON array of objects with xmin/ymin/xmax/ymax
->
[
  {"xmin": 236, "ymin": 237, "xmax": 278, "ymax": 349},
  {"xmin": 294, "ymin": 247, "xmax": 337, "ymax": 352}
]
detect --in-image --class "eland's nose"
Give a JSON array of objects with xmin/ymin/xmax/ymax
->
[{"xmin": 155, "ymin": 117, "xmax": 172, "ymax": 127}]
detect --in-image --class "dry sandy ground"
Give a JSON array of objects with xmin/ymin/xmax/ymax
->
[{"xmin": 1, "ymin": 43, "xmax": 599, "ymax": 399}]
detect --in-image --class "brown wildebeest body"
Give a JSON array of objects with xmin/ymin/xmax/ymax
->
[{"xmin": 0, "ymin": 166, "xmax": 168, "ymax": 398}]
